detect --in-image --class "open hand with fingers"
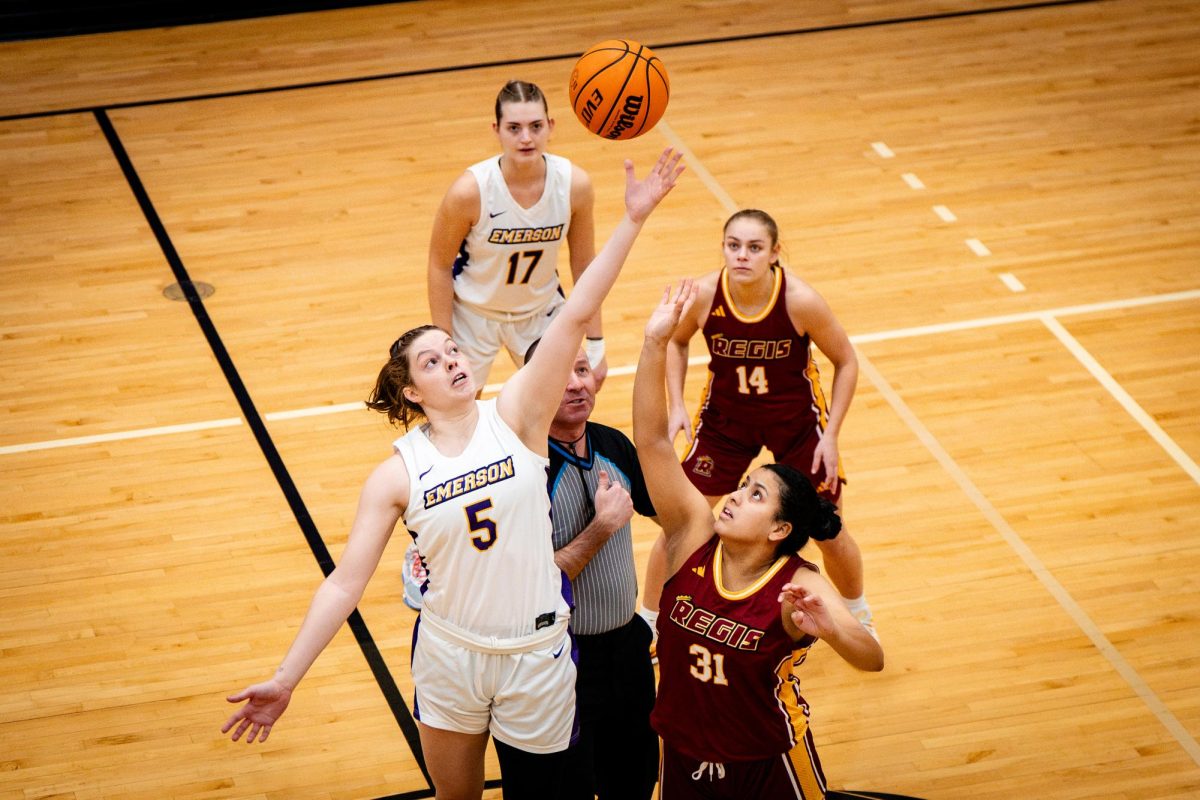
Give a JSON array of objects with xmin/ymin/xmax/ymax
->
[
  {"xmin": 624, "ymin": 148, "xmax": 686, "ymax": 223},
  {"xmin": 645, "ymin": 279, "xmax": 699, "ymax": 345},
  {"xmin": 222, "ymin": 678, "xmax": 293, "ymax": 744},
  {"xmin": 779, "ymin": 582, "xmax": 837, "ymax": 640}
]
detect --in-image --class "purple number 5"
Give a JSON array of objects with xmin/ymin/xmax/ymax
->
[{"xmin": 465, "ymin": 499, "xmax": 497, "ymax": 551}]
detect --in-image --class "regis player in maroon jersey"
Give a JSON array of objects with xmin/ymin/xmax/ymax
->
[
  {"xmin": 634, "ymin": 282, "xmax": 883, "ymax": 799},
  {"xmin": 637, "ymin": 210, "xmax": 875, "ymax": 654}
]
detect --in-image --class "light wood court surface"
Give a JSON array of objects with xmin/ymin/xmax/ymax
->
[{"xmin": 1, "ymin": 1, "xmax": 1197, "ymax": 798}]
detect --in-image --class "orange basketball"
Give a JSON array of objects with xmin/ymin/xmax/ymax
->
[{"xmin": 569, "ymin": 39, "xmax": 670, "ymax": 141}]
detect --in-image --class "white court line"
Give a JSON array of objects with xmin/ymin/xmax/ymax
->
[
  {"xmin": 933, "ymin": 205, "xmax": 957, "ymax": 222},
  {"xmin": 264, "ymin": 401, "xmax": 366, "ymax": 421},
  {"xmin": 852, "ymin": 288, "xmax": 1200, "ymax": 344},
  {"xmin": 871, "ymin": 141, "xmax": 895, "ymax": 158},
  {"xmin": 7, "ymin": 290, "xmax": 1199, "ymax": 454},
  {"xmin": 1042, "ymin": 315, "xmax": 1200, "ymax": 486},
  {"xmin": 998, "ymin": 272, "xmax": 1026, "ymax": 292},
  {"xmin": 655, "ymin": 120, "xmax": 738, "ymax": 214},
  {"xmin": 965, "ymin": 238, "xmax": 992, "ymax": 256},
  {"xmin": 481, "ymin": 356, "xmax": 708, "ymax": 395},
  {"xmin": 0, "ymin": 418, "xmax": 243, "ymax": 455},
  {"xmin": 902, "ymin": 172, "xmax": 925, "ymax": 189},
  {"xmin": 858, "ymin": 351, "xmax": 1200, "ymax": 767}
]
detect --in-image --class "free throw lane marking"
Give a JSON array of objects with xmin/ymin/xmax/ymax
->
[{"xmin": 999, "ymin": 273, "xmax": 1026, "ymax": 292}]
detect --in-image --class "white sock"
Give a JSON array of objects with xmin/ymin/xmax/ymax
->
[{"xmin": 842, "ymin": 594, "xmax": 870, "ymax": 613}]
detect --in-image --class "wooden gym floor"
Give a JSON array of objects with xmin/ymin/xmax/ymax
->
[{"xmin": 1, "ymin": 1, "xmax": 1197, "ymax": 798}]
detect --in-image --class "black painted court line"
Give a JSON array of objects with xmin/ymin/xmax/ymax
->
[
  {"xmin": 92, "ymin": 108, "xmax": 434, "ymax": 794},
  {"xmin": 2, "ymin": 0, "xmax": 1107, "ymax": 123}
]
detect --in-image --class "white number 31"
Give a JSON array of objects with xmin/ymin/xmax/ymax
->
[{"xmin": 688, "ymin": 643, "xmax": 729, "ymax": 685}]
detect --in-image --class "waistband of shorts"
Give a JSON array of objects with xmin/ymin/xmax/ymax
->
[
  {"xmin": 454, "ymin": 294, "xmax": 561, "ymax": 323},
  {"xmin": 418, "ymin": 605, "xmax": 568, "ymax": 654}
]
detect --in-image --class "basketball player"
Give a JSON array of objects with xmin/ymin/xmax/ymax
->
[
  {"xmin": 221, "ymin": 149, "xmax": 685, "ymax": 800},
  {"xmin": 640, "ymin": 209, "xmax": 876, "ymax": 644},
  {"xmin": 633, "ymin": 281, "xmax": 884, "ymax": 800},
  {"xmin": 405, "ymin": 79, "xmax": 605, "ymax": 613},
  {"xmin": 427, "ymin": 79, "xmax": 606, "ymax": 391}
]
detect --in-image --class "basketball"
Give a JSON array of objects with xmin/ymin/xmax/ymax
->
[{"xmin": 569, "ymin": 39, "xmax": 670, "ymax": 140}]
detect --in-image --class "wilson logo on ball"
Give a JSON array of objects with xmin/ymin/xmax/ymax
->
[{"xmin": 570, "ymin": 39, "xmax": 669, "ymax": 141}]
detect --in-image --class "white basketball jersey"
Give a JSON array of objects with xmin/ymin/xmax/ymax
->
[
  {"xmin": 452, "ymin": 153, "xmax": 573, "ymax": 319},
  {"xmin": 394, "ymin": 399, "xmax": 569, "ymax": 639}
]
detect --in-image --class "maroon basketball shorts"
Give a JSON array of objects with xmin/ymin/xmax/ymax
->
[{"xmin": 681, "ymin": 407, "xmax": 844, "ymax": 504}]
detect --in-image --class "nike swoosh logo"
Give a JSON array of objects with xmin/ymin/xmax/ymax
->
[
  {"xmin": 418, "ymin": 466, "xmax": 434, "ymax": 480},
  {"xmin": 489, "ymin": 210, "xmax": 506, "ymax": 218},
  {"xmin": 552, "ymin": 644, "xmax": 565, "ymax": 659}
]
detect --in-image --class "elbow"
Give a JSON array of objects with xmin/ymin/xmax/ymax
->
[{"xmin": 859, "ymin": 644, "xmax": 885, "ymax": 673}]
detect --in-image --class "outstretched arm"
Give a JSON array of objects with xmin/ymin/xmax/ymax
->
[
  {"xmin": 221, "ymin": 455, "xmax": 408, "ymax": 743},
  {"xmin": 501, "ymin": 149, "xmax": 685, "ymax": 447},
  {"xmin": 565, "ymin": 166, "xmax": 608, "ymax": 386},
  {"xmin": 632, "ymin": 281, "xmax": 715, "ymax": 577}
]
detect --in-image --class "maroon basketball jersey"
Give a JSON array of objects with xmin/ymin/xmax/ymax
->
[
  {"xmin": 699, "ymin": 267, "xmax": 829, "ymax": 424},
  {"xmin": 651, "ymin": 535, "xmax": 818, "ymax": 762}
]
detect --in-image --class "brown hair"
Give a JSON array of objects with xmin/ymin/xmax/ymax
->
[
  {"xmin": 724, "ymin": 209, "xmax": 782, "ymax": 268},
  {"xmin": 495, "ymin": 80, "xmax": 549, "ymax": 123},
  {"xmin": 365, "ymin": 325, "xmax": 443, "ymax": 429}
]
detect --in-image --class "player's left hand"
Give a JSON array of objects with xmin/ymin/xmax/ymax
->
[
  {"xmin": 780, "ymin": 582, "xmax": 836, "ymax": 639},
  {"xmin": 810, "ymin": 435, "xmax": 840, "ymax": 495}
]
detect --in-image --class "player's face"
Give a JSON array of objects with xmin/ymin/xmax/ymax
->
[
  {"xmin": 553, "ymin": 350, "xmax": 597, "ymax": 427},
  {"xmin": 494, "ymin": 100, "xmax": 554, "ymax": 162},
  {"xmin": 714, "ymin": 468, "xmax": 786, "ymax": 542},
  {"xmin": 404, "ymin": 330, "xmax": 475, "ymax": 406},
  {"xmin": 722, "ymin": 218, "xmax": 780, "ymax": 281}
]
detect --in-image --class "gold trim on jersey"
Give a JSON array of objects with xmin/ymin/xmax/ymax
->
[
  {"xmin": 721, "ymin": 265, "xmax": 784, "ymax": 324},
  {"xmin": 803, "ymin": 355, "xmax": 830, "ymax": 430},
  {"xmin": 773, "ymin": 651, "xmax": 826, "ymax": 798},
  {"xmin": 681, "ymin": 372, "xmax": 713, "ymax": 466},
  {"xmin": 713, "ymin": 540, "xmax": 792, "ymax": 600}
]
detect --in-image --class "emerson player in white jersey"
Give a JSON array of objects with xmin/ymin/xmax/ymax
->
[
  {"xmin": 427, "ymin": 79, "xmax": 607, "ymax": 391},
  {"xmin": 222, "ymin": 149, "xmax": 684, "ymax": 800},
  {"xmin": 407, "ymin": 80, "xmax": 604, "ymax": 613}
]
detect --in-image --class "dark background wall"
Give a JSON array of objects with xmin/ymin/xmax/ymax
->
[{"xmin": 0, "ymin": 1, "xmax": 407, "ymax": 41}]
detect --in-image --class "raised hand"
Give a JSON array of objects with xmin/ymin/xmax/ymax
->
[
  {"xmin": 624, "ymin": 148, "xmax": 686, "ymax": 223},
  {"xmin": 645, "ymin": 279, "xmax": 698, "ymax": 345},
  {"xmin": 221, "ymin": 679, "xmax": 293, "ymax": 744}
]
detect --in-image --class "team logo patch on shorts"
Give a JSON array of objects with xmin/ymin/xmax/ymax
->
[{"xmin": 692, "ymin": 455, "xmax": 714, "ymax": 478}]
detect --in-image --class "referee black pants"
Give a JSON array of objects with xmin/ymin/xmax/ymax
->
[{"xmin": 557, "ymin": 613, "xmax": 659, "ymax": 800}]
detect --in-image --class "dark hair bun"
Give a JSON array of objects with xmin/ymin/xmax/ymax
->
[{"xmin": 807, "ymin": 495, "xmax": 842, "ymax": 541}]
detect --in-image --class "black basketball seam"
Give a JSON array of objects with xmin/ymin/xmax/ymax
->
[
  {"xmin": 634, "ymin": 55, "xmax": 669, "ymax": 137},
  {"xmin": 632, "ymin": 57, "xmax": 653, "ymax": 138},
  {"xmin": 598, "ymin": 44, "xmax": 645, "ymax": 138}
]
